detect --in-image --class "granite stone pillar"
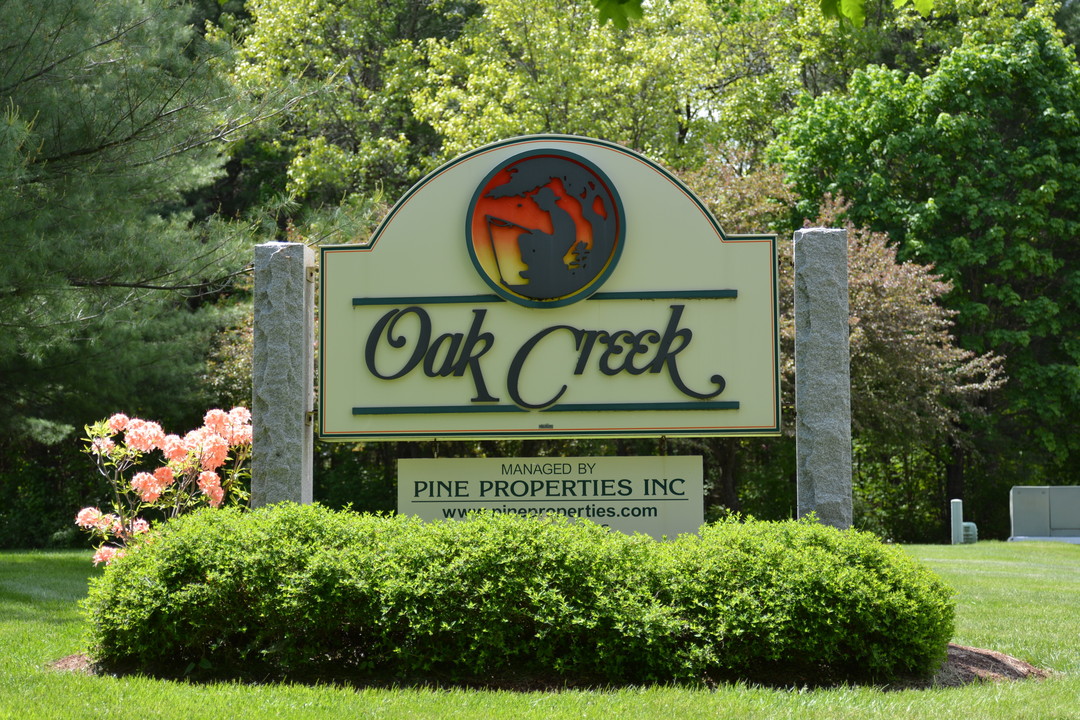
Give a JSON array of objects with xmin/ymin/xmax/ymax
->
[
  {"xmin": 793, "ymin": 228, "xmax": 852, "ymax": 529},
  {"xmin": 251, "ymin": 242, "xmax": 315, "ymax": 506}
]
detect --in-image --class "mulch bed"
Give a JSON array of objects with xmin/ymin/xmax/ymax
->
[
  {"xmin": 918, "ymin": 643, "xmax": 1051, "ymax": 688},
  {"xmin": 48, "ymin": 643, "xmax": 1051, "ymax": 690}
]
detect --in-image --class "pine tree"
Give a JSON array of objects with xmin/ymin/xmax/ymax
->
[{"xmin": 0, "ymin": 0, "xmax": 266, "ymax": 435}]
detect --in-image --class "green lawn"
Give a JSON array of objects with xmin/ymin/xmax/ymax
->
[{"xmin": 2, "ymin": 541, "xmax": 1078, "ymax": 720}]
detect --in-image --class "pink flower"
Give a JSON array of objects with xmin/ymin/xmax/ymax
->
[
  {"xmin": 90, "ymin": 437, "xmax": 115, "ymax": 456},
  {"xmin": 227, "ymin": 407, "xmax": 252, "ymax": 445},
  {"xmin": 107, "ymin": 413, "xmax": 130, "ymax": 433},
  {"xmin": 203, "ymin": 409, "xmax": 229, "ymax": 436},
  {"xmin": 77, "ymin": 507, "xmax": 121, "ymax": 534},
  {"xmin": 185, "ymin": 426, "xmax": 229, "ymax": 471},
  {"xmin": 202, "ymin": 435, "xmax": 229, "ymax": 470},
  {"xmin": 131, "ymin": 471, "xmax": 163, "ymax": 502},
  {"xmin": 92, "ymin": 546, "xmax": 124, "ymax": 566},
  {"xmin": 205, "ymin": 484, "xmax": 225, "ymax": 508},
  {"xmin": 226, "ymin": 422, "xmax": 252, "ymax": 447},
  {"xmin": 125, "ymin": 419, "xmax": 165, "ymax": 452},
  {"xmin": 161, "ymin": 434, "xmax": 188, "ymax": 462},
  {"xmin": 197, "ymin": 470, "xmax": 220, "ymax": 491},
  {"xmin": 132, "ymin": 518, "xmax": 150, "ymax": 534},
  {"xmin": 75, "ymin": 507, "xmax": 103, "ymax": 529},
  {"xmin": 153, "ymin": 465, "xmax": 175, "ymax": 488},
  {"xmin": 198, "ymin": 471, "xmax": 224, "ymax": 507},
  {"xmin": 228, "ymin": 406, "xmax": 251, "ymax": 425},
  {"xmin": 227, "ymin": 407, "xmax": 252, "ymax": 438}
]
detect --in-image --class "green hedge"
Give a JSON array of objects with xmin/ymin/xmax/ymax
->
[{"xmin": 82, "ymin": 504, "xmax": 954, "ymax": 684}]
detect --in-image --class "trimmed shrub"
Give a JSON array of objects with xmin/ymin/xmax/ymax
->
[
  {"xmin": 656, "ymin": 520, "xmax": 956, "ymax": 682},
  {"xmin": 82, "ymin": 504, "xmax": 954, "ymax": 684}
]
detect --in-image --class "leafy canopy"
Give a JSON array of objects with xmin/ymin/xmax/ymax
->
[
  {"xmin": 414, "ymin": 0, "xmax": 809, "ymax": 168},
  {"xmin": 773, "ymin": 15, "xmax": 1080, "ymax": 471},
  {"xmin": 685, "ymin": 160, "xmax": 1003, "ymax": 448},
  {"xmin": 591, "ymin": 0, "xmax": 935, "ymax": 29},
  {"xmin": 230, "ymin": 0, "xmax": 477, "ymax": 202}
]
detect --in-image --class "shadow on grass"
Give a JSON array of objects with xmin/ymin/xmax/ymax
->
[{"xmin": 52, "ymin": 644, "xmax": 1050, "ymax": 694}]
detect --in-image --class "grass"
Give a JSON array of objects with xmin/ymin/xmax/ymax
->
[{"xmin": 1, "ymin": 541, "xmax": 1078, "ymax": 719}]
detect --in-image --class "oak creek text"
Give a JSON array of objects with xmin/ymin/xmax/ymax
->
[{"xmin": 362, "ymin": 303, "xmax": 727, "ymax": 409}]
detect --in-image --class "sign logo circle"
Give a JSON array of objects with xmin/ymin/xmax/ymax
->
[{"xmin": 466, "ymin": 149, "xmax": 625, "ymax": 308}]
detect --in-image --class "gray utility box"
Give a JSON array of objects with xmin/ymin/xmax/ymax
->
[{"xmin": 1010, "ymin": 486, "xmax": 1080, "ymax": 539}]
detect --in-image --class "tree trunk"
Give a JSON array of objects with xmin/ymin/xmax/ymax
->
[
  {"xmin": 706, "ymin": 438, "xmax": 742, "ymax": 513},
  {"xmin": 944, "ymin": 442, "xmax": 966, "ymax": 542}
]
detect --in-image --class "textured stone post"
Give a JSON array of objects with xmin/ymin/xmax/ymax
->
[
  {"xmin": 950, "ymin": 499, "xmax": 964, "ymax": 545},
  {"xmin": 252, "ymin": 242, "xmax": 315, "ymax": 506},
  {"xmin": 794, "ymin": 228, "xmax": 852, "ymax": 529}
]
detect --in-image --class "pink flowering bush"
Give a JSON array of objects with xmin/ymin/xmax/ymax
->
[{"xmin": 75, "ymin": 407, "xmax": 252, "ymax": 564}]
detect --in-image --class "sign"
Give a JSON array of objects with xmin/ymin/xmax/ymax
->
[
  {"xmin": 319, "ymin": 135, "xmax": 779, "ymax": 440},
  {"xmin": 399, "ymin": 456, "xmax": 703, "ymax": 540}
]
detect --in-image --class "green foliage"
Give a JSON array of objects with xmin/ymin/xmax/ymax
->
[
  {"xmin": 83, "ymin": 505, "xmax": 954, "ymax": 683},
  {"xmin": 853, "ymin": 443, "xmax": 949, "ymax": 542},
  {"xmin": 784, "ymin": 0, "xmax": 1059, "ymax": 102},
  {"xmin": 595, "ymin": 0, "xmax": 934, "ymax": 29},
  {"xmin": 415, "ymin": 0, "xmax": 700, "ymax": 166},
  {"xmin": 414, "ymin": 0, "xmax": 808, "ymax": 168},
  {"xmin": 822, "ymin": 0, "xmax": 935, "ymax": 27},
  {"xmin": 773, "ymin": 16, "xmax": 1080, "ymax": 485},
  {"xmin": 591, "ymin": 0, "xmax": 643, "ymax": 28},
  {"xmin": 658, "ymin": 518, "xmax": 954, "ymax": 680},
  {"xmin": 1059, "ymin": 0, "xmax": 1080, "ymax": 47},
  {"xmin": 820, "ymin": 0, "xmax": 868, "ymax": 27},
  {"xmin": 0, "ymin": 0, "xmax": 271, "ymax": 437},
  {"xmin": 229, "ymin": 0, "xmax": 477, "ymax": 202},
  {"xmin": 201, "ymin": 307, "xmax": 255, "ymax": 412},
  {"xmin": 218, "ymin": 0, "xmax": 1045, "ymax": 218},
  {"xmin": 678, "ymin": 157, "xmax": 1002, "ymax": 536},
  {"xmin": 0, "ymin": 440, "xmax": 100, "ymax": 550}
]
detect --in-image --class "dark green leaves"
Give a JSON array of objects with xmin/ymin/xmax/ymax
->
[
  {"xmin": 820, "ymin": 0, "xmax": 865, "ymax": 27},
  {"xmin": 591, "ymin": 0, "xmax": 644, "ymax": 29},
  {"xmin": 774, "ymin": 16, "xmax": 1080, "ymax": 475},
  {"xmin": 825, "ymin": 0, "xmax": 935, "ymax": 27}
]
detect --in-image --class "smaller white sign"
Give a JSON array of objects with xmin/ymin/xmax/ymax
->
[{"xmin": 398, "ymin": 456, "xmax": 703, "ymax": 540}]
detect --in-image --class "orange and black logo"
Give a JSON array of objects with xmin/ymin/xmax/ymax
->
[{"xmin": 467, "ymin": 150, "xmax": 625, "ymax": 308}]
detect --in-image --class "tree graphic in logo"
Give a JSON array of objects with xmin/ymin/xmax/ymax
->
[{"xmin": 467, "ymin": 150, "xmax": 625, "ymax": 307}]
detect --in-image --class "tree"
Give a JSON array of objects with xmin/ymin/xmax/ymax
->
[
  {"xmin": 229, "ymin": 0, "xmax": 479, "ymax": 204},
  {"xmin": 413, "ymin": 0, "xmax": 1059, "ymax": 173},
  {"xmin": 773, "ymin": 16, "xmax": 1080, "ymax": 524},
  {"xmin": 413, "ymin": 0, "xmax": 811, "ymax": 168},
  {"xmin": 588, "ymin": 0, "xmax": 935, "ymax": 29},
  {"xmin": 223, "ymin": 0, "xmax": 1055, "ymax": 217},
  {"xmin": 1058, "ymin": 0, "xmax": 1080, "ymax": 46},
  {"xmin": 0, "ymin": 0, "xmax": 272, "ymax": 437},
  {"xmin": 676, "ymin": 160, "xmax": 1003, "ymax": 536},
  {"xmin": 791, "ymin": 0, "xmax": 1062, "ymax": 95},
  {"xmin": 414, "ymin": 0, "xmax": 713, "ymax": 167}
]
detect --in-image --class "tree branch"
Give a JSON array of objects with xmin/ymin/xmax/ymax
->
[
  {"xmin": 69, "ymin": 264, "xmax": 253, "ymax": 294},
  {"xmin": 0, "ymin": 14, "xmax": 151, "ymax": 96}
]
